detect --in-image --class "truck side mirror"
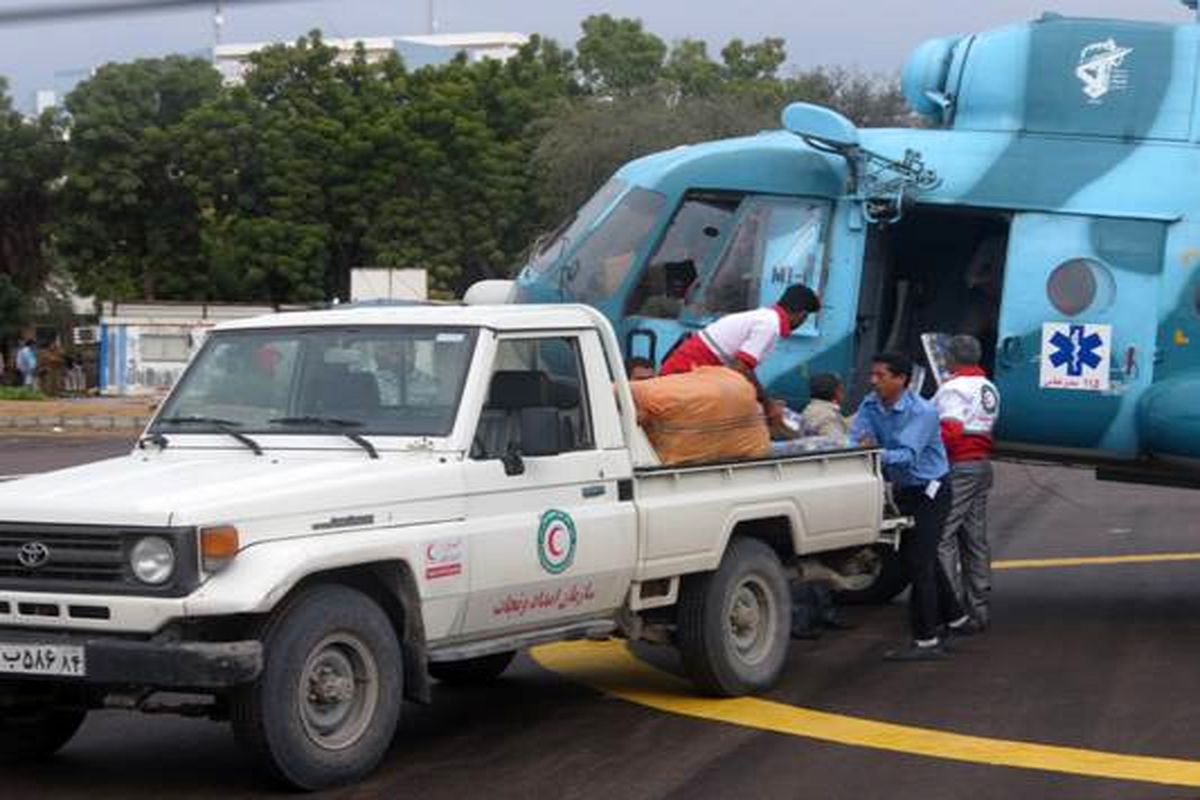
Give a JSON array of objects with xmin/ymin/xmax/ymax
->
[
  {"xmin": 502, "ymin": 446, "xmax": 525, "ymax": 476},
  {"xmin": 519, "ymin": 407, "xmax": 562, "ymax": 457}
]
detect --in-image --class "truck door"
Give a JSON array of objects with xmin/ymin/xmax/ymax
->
[
  {"xmin": 460, "ymin": 332, "xmax": 636, "ymax": 636},
  {"xmin": 995, "ymin": 213, "xmax": 1163, "ymax": 455}
]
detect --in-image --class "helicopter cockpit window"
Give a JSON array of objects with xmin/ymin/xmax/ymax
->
[
  {"xmin": 563, "ymin": 187, "xmax": 666, "ymax": 304},
  {"xmin": 1047, "ymin": 258, "xmax": 1114, "ymax": 316},
  {"xmin": 626, "ymin": 194, "xmax": 741, "ymax": 319},
  {"xmin": 527, "ymin": 178, "xmax": 626, "ymax": 276},
  {"xmin": 694, "ymin": 197, "xmax": 829, "ymax": 323}
]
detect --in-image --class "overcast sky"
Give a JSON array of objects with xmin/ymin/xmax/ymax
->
[{"xmin": 0, "ymin": 0, "xmax": 1192, "ymax": 109}]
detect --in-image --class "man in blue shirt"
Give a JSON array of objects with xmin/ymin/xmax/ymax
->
[{"xmin": 851, "ymin": 352, "xmax": 969, "ymax": 660}]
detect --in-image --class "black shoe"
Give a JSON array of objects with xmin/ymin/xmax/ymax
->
[
  {"xmin": 883, "ymin": 641, "xmax": 947, "ymax": 661},
  {"xmin": 947, "ymin": 617, "xmax": 986, "ymax": 636}
]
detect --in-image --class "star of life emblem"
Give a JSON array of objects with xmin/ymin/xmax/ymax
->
[
  {"xmin": 1076, "ymin": 39, "xmax": 1133, "ymax": 102},
  {"xmin": 1040, "ymin": 322, "xmax": 1111, "ymax": 392}
]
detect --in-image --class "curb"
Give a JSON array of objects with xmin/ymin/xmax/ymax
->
[{"xmin": 0, "ymin": 415, "xmax": 149, "ymax": 432}]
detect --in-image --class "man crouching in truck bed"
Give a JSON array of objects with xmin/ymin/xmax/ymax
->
[{"xmin": 660, "ymin": 284, "xmax": 821, "ymax": 401}]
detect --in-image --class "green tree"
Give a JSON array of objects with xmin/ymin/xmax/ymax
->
[
  {"xmin": 0, "ymin": 78, "xmax": 66, "ymax": 340},
  {"xmin": 721, "ymin": 37, "xmax": 787, "ymax": 83},
  {"xmin": 576, "ymin": 15, "xmax": 666, "ymax": 96},
  {"xmin": 178, "ymin": 32, "xmax": 576, "ymax": 301},
  {"xmin": 57, "ymin": 56, "xmax": 222, "ymax": 301},
  {"xmin": 663, "ymin": 39, "xmax": 724, "ymax": 98}
]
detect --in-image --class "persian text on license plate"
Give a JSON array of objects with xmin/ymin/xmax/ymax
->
[{"xmin": 0, "ymin": 643, "xmax": 86, "ymax": 676}]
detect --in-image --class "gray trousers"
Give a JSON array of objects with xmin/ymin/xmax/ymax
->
[{"xmin": 937, "ymin": 460, "xmax": 994, "ymax": 625}]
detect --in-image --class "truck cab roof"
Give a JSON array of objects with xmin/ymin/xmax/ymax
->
[{"xmin": 214, "ymin": 303, "xmax": 610, "ymax": 333}]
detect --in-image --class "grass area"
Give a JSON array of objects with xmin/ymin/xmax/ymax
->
[{"xmin": 0, "ymin": 387, "xmax": 48, "ymax": 401}]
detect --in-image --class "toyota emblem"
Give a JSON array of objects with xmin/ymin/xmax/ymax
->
[{"xmin": 16, "ymin": 542, "xmax": 50, "ymax": 570}]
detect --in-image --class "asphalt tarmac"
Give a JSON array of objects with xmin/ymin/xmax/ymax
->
[{"xmin": 3, "ymin": 436, "xmax": 1200, "ymax": 799}]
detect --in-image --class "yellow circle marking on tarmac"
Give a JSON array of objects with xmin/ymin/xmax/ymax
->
[{"xmin": 531, "ymin": 551, "xmax": 1200, "ymax": 789}]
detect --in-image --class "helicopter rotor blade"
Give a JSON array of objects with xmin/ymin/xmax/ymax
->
[{"xmin": 0, "ymin": 0, "xmax": 299, "ymax": 26}]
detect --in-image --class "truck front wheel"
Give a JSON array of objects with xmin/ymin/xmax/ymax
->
[
  {"xmin": 0, "ymin": 684, "xmax": 86, "ymax": 763},
  {"xmin": 676, "ymin": 537, "xmax": 791, "ymax": 697},
  {"xmin": 231, "ymin": 584, "xmax": 403, "ymax": 791}
]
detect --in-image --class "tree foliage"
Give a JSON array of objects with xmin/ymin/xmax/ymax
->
[
  {"xmin": 0, "ymin": 78, "xmax": 66, "ymax": 338},
  {"xmin": 576, "ymin": 15, "xmax": 666, "ymax": 96},
  {"xmin": 57, "ymin": 56, "xmax": 222, "ymax": 300},
  {"xmin": 1, "ymin": 16, "xmax": 913, "ymax": 308}
]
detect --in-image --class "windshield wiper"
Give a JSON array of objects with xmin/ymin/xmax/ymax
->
[
  {"xmin": 268, "ymin": 416, "xmax": 379, "ymax": 460},
  {"xmin": 158, "ymin": 416, "xmax": 263, "ymax": 456},
  {"xmin": 345, "ymin": 432, "xmax": 379, "ymax": 460}
]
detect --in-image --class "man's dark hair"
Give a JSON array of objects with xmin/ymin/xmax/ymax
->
[
  {"xmin": 873, "ymin": 351, "xmax": 913, "ymax": 380},
  {"xmin": 948, "ymin": 334, "xmax": 982, "ymax": 366},
  {"xmin": 809, "ymin": 373, "xmax": 841, "ymax": 401},
  {"xmin": 626, "ymin": 356, "xmax": 654, "ymax": 377},
  {"xmin": 777, "ymin": 284, "xmax": 821, "ymax": 314}
]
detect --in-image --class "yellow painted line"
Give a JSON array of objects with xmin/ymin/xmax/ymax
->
[
  {"xmin": 994, "ymin": 552, "xmax": 1200, "ymax": 570},
  {"xmin": 532, "ymin": 640, "xmax": 1200, "ymax": 788}
]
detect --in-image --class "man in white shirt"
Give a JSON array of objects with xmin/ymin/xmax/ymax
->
[
  {"xmin": 660, "ymin": 284, "xmax": 821, "ymax": 399},
  {"xmin": 934, "ymin": 335, "xmax": 1000, "ymax": 633}
]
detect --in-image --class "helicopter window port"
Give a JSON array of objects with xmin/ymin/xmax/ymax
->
[
  {"xmin": 626, "ymin": 194, "xmax": 741, "ymax": 319},
  {"xmin": 560, "ymin": 187, "xmax": 666, "ymax": 304},
  {"xmin": 527, "ymin": 178, "xmax": 627, "ymax": 277},
  {"xmin": 1047, "ymin": 258, "xmax": 1114, "ymax": 316}
]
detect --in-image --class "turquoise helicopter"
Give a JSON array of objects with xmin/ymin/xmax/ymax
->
[{"xmin": 505, "ymin": 2, "xmax": 1200, "ymax": 488}]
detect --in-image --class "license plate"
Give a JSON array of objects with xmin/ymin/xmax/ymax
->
[{"xmin": 0, "ymin": 643, "xmax": 86, "ymax": 677}]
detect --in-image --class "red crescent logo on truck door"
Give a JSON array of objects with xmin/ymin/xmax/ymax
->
[{"xmin": 537, "ymin": 510, "xmax": 576, "ymax": 574}]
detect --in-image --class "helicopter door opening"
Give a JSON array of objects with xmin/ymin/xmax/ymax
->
[{"xmin": 852, "ymin": 206, "xmax": 1010, "ymax": 403}]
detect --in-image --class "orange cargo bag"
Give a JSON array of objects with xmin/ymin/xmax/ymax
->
[{"xmin": 630, "ymin": 366, "xmax": 770, "ymax": 465}]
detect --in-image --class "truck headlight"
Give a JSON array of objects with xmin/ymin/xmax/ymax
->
[{"xmin": 130, "ymin": 536, "xmax": 175, "ymax": 585}]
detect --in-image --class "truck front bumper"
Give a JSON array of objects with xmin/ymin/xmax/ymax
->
[{"xmin": 0, "ymin": 629, "xmax": 262, "ymax": 689}]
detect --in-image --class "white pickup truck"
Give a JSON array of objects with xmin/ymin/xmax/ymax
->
[{"xmin": 0, "ymin": 303, "xmax": 898, "ymax": 790}]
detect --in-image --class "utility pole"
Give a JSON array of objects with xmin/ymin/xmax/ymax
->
[
  {"xmin": 214, "ymin": 0, "xmax": 225, "ymax": 50},
  {"xmin": 426, "ymin": 0, "xmax": 436, "ymax": 34}
]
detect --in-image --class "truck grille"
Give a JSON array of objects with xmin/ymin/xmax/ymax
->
[
  {"xmin": 0, "ymin": 529, "xmax": 124, "ymax": 582},
  {"xmin": 0, "ymin": 523, "xmax": 198, "ymax": 597}
]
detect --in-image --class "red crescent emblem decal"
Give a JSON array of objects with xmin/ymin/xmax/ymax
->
[{"xmin": 548, "ymin": 526, "xmax": 564, "ymax": 557}]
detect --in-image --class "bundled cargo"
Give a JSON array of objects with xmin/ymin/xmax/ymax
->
[{"xmin": 630, "ymin": 366, "xmax": 771, "ymax": 465}]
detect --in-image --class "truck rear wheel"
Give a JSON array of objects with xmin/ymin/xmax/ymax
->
[
  {"xmin": 231, "ymin": 584, "xmax": 403, "ymax": 791},
  {"xmin": 0, "ymin": 684, "xmax": 86, "ymax": 764},
  {"xmin": 830, "ymin": 545, "xmax": 909, "ymax": 606},
  {"xmin": 676, "ymin": 537, "xmax": 791, "ymax": 697},
  {"xmin": 428, "ymin": 651, "xmax": 516, "ymax": 685}
]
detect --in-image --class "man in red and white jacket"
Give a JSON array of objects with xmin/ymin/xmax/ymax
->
[
  {"xmin": 934, "ymin": 335, "xmax": 1001, "ymax": 633},
  {"xmin": 659, "ymin": 284, "xmax": 821, "ymax": 398}
]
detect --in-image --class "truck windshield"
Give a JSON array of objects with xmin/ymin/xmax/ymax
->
[{"xmin": 154, "ymin": 326, "xmax": 477, "ymax": 437}]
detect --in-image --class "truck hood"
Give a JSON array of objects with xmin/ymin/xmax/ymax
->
[{"xmin": 0, "ymin": 448, "xmax": 465, "ymax": 528}]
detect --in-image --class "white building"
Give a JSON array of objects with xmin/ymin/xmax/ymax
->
[
  {"xmin": 213, "ymin": 32, "xmax": 529, "ymax": 84},
  {"xmin": 98, "ymin": 302, "xmax": 282, "ymax": 396}
]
